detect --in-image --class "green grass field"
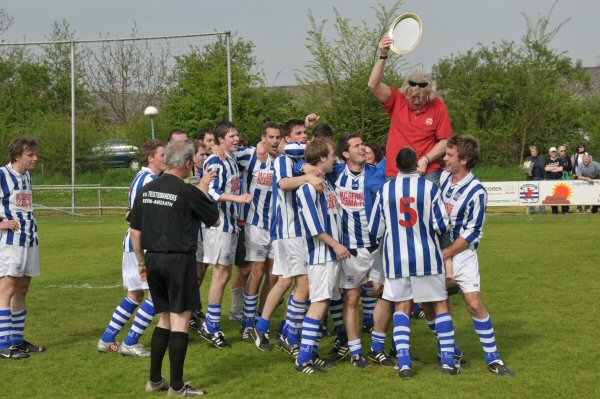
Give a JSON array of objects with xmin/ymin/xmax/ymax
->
[{"xmin": 1, "ymin": 214, "xmax": 599, "ymax": 399}]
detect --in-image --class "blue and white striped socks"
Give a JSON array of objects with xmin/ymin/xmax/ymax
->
[
  {"xmin": 206, "ymin": 304, "xmax": 222, "ymax": 334},
  {"xmin": 473, "ymin": 314, "xmax": 500, "ymax": 364},
  {"xmin": 242, "ymin": 292, "xmax": 259, "ymax": 329},
  {"xmin": 124, "ymin": 299, "xmax": 155, "ymax": 346},
  {"xmin": 101, "ymin": 297, "xmax": 139, "ymax": 343},
  {"xmin": 0, "ymin": 307, "xmax": 11, "ymax": 350},
  {"xmin": 392, "ymin": 312, "xmax": 411, "ymax": 369},
  {"xmin": 285, "ymin": 297, "xmax": 308, "ymax": 346},
  {"xmin": 435, "ymin": 312, "xmax": 456, "ymax": 368},
  {"xmin": 371, "ymin": 331, "xmax": 386, "ymax": 352},
  {"xmin": 297, "ymin": 316, "xmax": 320, "ymax": 366},
  {"xmin": 10, "ymin": 309, "xmax": 26, "ymax": 346}
]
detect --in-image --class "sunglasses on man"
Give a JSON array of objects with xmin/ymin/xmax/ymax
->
[{"xmin": 408, "ymin": 80, "xmax": 429, "ymax": 88}]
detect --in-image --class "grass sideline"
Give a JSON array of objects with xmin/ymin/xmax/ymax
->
[{"xmin": 1, "ymin": 214, "xmax": 598, "ymax": 398}]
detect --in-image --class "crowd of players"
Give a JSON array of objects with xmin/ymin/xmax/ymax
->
[{"xmin": 0, "ymin": 34, "xmax": 517, "ymax": 397}]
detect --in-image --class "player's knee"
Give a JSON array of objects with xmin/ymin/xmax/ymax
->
[{"xmin": 128, "ymin": 290, "xmax": 144, "ymax": 303}]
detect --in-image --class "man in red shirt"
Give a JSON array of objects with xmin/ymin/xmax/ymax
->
[{"xmin": 368, "ymin": 36, "xmax": 452, "ymax": 182}]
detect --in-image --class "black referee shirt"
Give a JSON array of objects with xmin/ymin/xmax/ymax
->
[{"xmin": 130, "ymin": 173, "xmax": 219, "ymax": 253}]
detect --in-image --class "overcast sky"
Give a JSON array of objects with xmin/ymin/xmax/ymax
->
[{"xmin": 2, "ymin": 0, "xmax": 598, "ymax": 86}]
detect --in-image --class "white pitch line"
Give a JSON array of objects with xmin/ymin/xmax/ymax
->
[{"xmin": 36, "ymin": 284, "xmax": 121, "ymax": 289}]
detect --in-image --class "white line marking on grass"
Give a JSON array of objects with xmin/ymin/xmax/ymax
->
[{"xmin": 37, "ymin": 284, "xmax": 121, "ymax": 289}]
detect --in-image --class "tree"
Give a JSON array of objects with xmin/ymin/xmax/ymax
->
[
  {"xmin": 82, "ymin": 24, "xmax": 172, "ymax": 124},
  {"xmin": 162, "ymin": 34, "xmax": 296, "ymax": 144},
  {"xmin": 296, "ymin": 1, "xmax": 408, "ymax": 141},
  {"xmin": 432, "ymin": 3, "xmax": 590, "ymax": 166},
  {"xmin": 0, "ymin": 8, "xmax": 13, "ymax": 36}
]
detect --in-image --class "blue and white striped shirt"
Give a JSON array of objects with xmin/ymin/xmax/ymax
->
[
  {"xmin": 124, "ymin": 167, "xmax": 158, "ymax": 252},
  {"xmin": 369, "ymin": 172, "xmax": 449, "ymax": 278},
  {"xmin": 439, "ymin": 171, "xmax": 487, "ymax": 249},
  {"xmin": 297, "ymin": 181, "xmax": 342, "ymax": 265},
  {"xmin": 329, "ymin": 163, "xmax": 378, "ymax": 249},
  {"xmin": 270, "ymin": 154, "xmax": 304, "ymax": 240},
  {"xmin": 205, "ymin": 153, "xmax": 241, "ymax": 233},
  {"xmin": 233, "ymin": 147, "xmax": 275, "ymax": 231},
  {"xmin": 0, "ymin": 164, "xmax": 38, "ymax": 247}
]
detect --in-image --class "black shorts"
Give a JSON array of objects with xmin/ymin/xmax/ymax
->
[
  {"xmin": 235, "ymin": 227, "xmax": 247, "ymax": 267},
  {"xmin": 146, "ymin": 252, "xmax": 200, "ymax": 314}
]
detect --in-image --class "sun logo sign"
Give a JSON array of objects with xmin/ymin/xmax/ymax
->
[{"xmin": 542, "ymin": 183, "xmax": 572, "ymax": 205}]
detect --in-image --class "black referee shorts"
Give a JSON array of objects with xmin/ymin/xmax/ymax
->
[{"xmin": 145, "ymin": 252, "xmax": 200, "ymax": 314}]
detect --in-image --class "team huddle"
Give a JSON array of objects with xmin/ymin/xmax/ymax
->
[{"xmin": 0, "ymin": 41, "xmax": 515, "ymax": 396}]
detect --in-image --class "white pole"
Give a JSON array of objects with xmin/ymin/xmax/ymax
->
[
  {"xmin": 226, "ymin": 32, "xmax": 232, "ymax": 122},
  {"xmin": 71, "ymin": 41, "xmax": 76, "ymax": 214}
]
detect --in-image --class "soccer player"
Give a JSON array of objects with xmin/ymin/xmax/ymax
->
[
  {"xmin": 0, "ymin": 136, "xmax": 44, "ymax": 359},
  {"xmin": 369, "ymin": 147, "xmax": 461, "ymax": 378},
  {"xmin": 197, "ymin": 128, "xmax": 216, "ymax": 154},
  {"xmin": 440, "ymin": 135, "xmax": 515, "ymax": 377},
  {"xmin": 225, "ymin": 122, "xmax": 283, "ymax": 344},
  {"xmin": 328, "ymin": 133, "xmax": 386, "ymax": 368},
  {"xmin": 251, "ymin": 118, "xmax": 323, "ymax": 353},
  {"xmin": 97, "ymin": 139, "xmax": 165, "ymax": 356},
  {"xmin": 189, "ymin": 140, "xmax": 210, "ymax": 329},
  {"xmin": 295, "ymin": 138, "xmax": 351, "ymax": 374},
  {"xmin": 200, "ymin": 120, "xmax": 253, "ymax": 348}
]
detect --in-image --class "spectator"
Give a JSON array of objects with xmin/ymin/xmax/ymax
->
[
  {"xmin": 571, "ymin": 143, "xmax": 590, "ymax": 212},
  {"xmin": 544, "ymin": 147, "xmax": 568, "ymax": 214},
  {"xmin": 522, "ymin": 145, "xmax": 546, "ymax": 214},
  {"xmin": 575, "ymin": 154, "xmax": 600, "ymax": 214}
]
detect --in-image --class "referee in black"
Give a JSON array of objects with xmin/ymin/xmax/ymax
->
[{"xmin": 130, "ymin": 140, "xmax": 219, "ymax": 397}]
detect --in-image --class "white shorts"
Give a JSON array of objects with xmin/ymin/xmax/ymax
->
[
  {"xmin": 368, "ymin": 245, "xmax": 385, "ymax": 284},
  {"xmin": 382, "ymin": 274, "xmax": 447, "ymax": 303},
  {"xmin": 203, "ymin": 229, "xmax": 238, "ymax": 266},
  {"xmin": 452, "ymin": 248, "xmax": 481, "ymax": 293},
  {"xmin": 271, "ymin": 240, "xmax": 283, "ymax": 276},
  {"xmin": 339, "ymin": 247, "xmax": 376, "ymax": 289},
  {"xmin": 0, "ymin": 243, "xmax": 40, "ymax": 277},
  {"xmin": 122, "ymin": 251, "xmax": 149, "ymax": 291},
  {"xmin": 244, "ymin": 224, "xmax": 274, "ymax": 262},
  {"xmin": 274, "ymin": 237, "xmax": 307, "ymax": 278},
  {"xmin": 308, "ymin": 261, "xmax": 341, "ymax": 302}
]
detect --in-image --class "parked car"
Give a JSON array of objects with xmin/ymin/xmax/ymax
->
[{"xmin": 91, "ymin": 139, "xmax": 141, "ymax": 170}]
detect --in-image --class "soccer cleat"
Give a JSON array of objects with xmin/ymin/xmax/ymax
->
[
  {"xmin": 351, "ymin": 354, "xmax": 370, "ymax": 368},
  {"xmin": 228, "ymin": 312, "xmax": 243, "ymax": 322},
  {"xmin": 97, "ymin": 339, "xmax": 120, "ymax": 353},
  {"xmin": 0, "ymin": 346, "xmax": 29, "ymax": 359},
  {"xmin": 276, "ymin": 336, "xmax": 295, "ymax": 356},
  {"xmin": 13, "ymin": 340, "xmax": 46, "ymax": 353},
  {"xmin": 312, "ymin": 355, "xmax": 336, "ymax": 369},
  {"xmin": 397, "ymin": 365, "xmax": 414, "ymax": 379},
  {"xmin": 328, "ymin": 338, "xmax": 350, "ymax": 362},
  {"xmin": 295, "ymin": 361, "xmax": 326, "ymax": 375},
  {"xmin": 189, "ymin": 310, "xmax": 205, "ymax": 331},
  {"xmin": 362, "ymin": 324, "xmax": 374, "ymax": 333},
  {"xmin": 440, "ymin": 364, "xmax": 464, "ymax": 375},
  {"xmin": 388, "ymin": 345, "xmax": 397, "ymax": 359},
  {"xmin": 241, "ymin": 327, "xmax": 254, "ymax": 344},
  {"xmin": 145, "ymin": 378, "xmax": 169, "ymax": 392},
  {"xmin": 488, "ymin": 361, "xmax": 515, "ymax": 377},
  {"xmin": 199, "ymin": 323, "xmax": 231, "ymax": 349},
  {"xmin": 167, "ymin": 383, "xmax": 208, "ymax": 397},
  {"xmin": 368, "ymin": 350, "xmax": 396, "ymax": 367},
  {"xmin": 248, "ymin": 327, "xmax": 273, "ymax": 352},
  {"xmin": 120, "ymin": 343, "xmax": 151, "ymax": 357},
  {"xmin": 437, "ymin": 352, "xmax": 467, "ymax": 367},
  {"xmin": 290, "ymin": 345, "xmax": 300, "ymax": 359}
]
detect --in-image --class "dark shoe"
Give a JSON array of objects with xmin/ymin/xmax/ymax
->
[
  {"xmin": 312, "ymin": 354, "xmax": 336, "ymax": 369},
  {"xmin": 248, "ymin": 327, "xmax": 273, "ymax": 352},
  {"xmin": 328, "ymin": 338, "xmax": 350, "ymax": 362},
  {"xmin": 397, "ymin": 365, "xmax": 413, "ymax": 379},
  {"xmin": 437, "ymin": 352, "xmax": 467, "ymax": 367},
  {"xmin": 368, "ymin": 350, "xmax": 395, "ymax": 367},
  {"xmin": 295, "ymin": 361, "xmax": 326, "ymax": 374},
  {"xmin": 199, "ymin": 323, "xmax": 231, "ymax": 349},
  {"xmin": 488, "ymin": 361, "xmax": 515, "ymax": 377},
  {"xmin": 0, "ymin": 346, "xmax": 29, "ymax": 359},
  {"xmin": 14, "ymin": 340, "xmax": 46, "ymax": 353},
  {"xmin": 351, "ymin": 354, "xmax": 370, "ymax": 368},
  {"xmin": 440, "ymin": 364, "xmax": 464, "ymax": 375}
]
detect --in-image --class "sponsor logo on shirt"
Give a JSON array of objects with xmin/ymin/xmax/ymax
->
[
  {"xmin": 231, "ymin": 176, "xmax": 240, "ymax": 193},
  {"xmin": 256, "ymin": 170, "xmax": 273, "ymax": 187},
  {"xmin": 16, "ymin": 193, "xmax": 32, "ymax": 208},
  {"xmin": 425, "ymin": 117, "xmax": 433, "ymax": 126},
  {"xmin": 338, "ymin": 190, "xmax": 365, "ymax": 209}
]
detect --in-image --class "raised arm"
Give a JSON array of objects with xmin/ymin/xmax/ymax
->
[{"xmin": 368, "ymin": 36, "xmax": 393, "ymax": 104}]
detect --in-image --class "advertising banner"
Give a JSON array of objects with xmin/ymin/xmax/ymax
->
[{"xmin": 482, "ymin": 180, "xmax": 600, "ymax": 207}]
